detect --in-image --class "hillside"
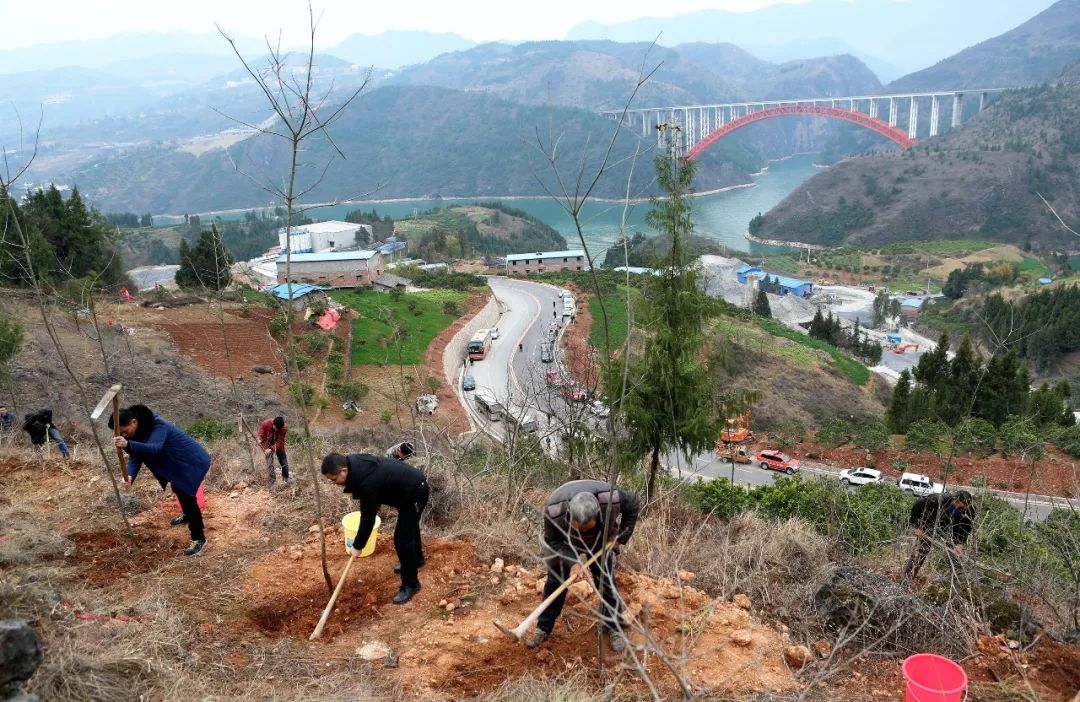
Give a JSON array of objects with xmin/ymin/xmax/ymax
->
[
  {"xmin": 62, "ymin": 85, "xmax": 755, "ymax": 213},
  {"xmin": 888, "ymin": 0, "xmax": 1080, "ymax": 91},
  {"xmin": 751, "ymin": 84, "xmax": 1080, "ymax": 248}
]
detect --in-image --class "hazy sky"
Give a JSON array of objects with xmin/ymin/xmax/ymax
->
[{"xmin": 5, "ymin": 0, "xmax": 808, "ymax": 48}]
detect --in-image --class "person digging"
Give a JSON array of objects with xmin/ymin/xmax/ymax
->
[
  {"xmin": 902, "ymin": 489, "xmax": 975, "ymax": 588},
  {"xmin": 526, "ymin": 479, "xmax": 639, "ymax": 652},
  {"xmin": 110, "ymin": 404, "xmax": 211, "ymax": 557},
  {"xmin": 320, "ymin": 452, "xmax": 429, "ymax": 604},
  {"xmin": 258, "ymin": 416, "xmax": 291, "ymax": 486}
]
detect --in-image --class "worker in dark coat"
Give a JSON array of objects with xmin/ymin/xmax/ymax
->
[
  {"xmin": 23, "ymin": 408, "xmax": 70, "ymax": 458},
  {"xmin": 527, "ymin": 479, "xmax": 640, "ymax": 652},
  {"xmin": 320, "ymin": 452, "xmax": 429, "ymax": 604},
  {"xmin": 110, "ymin": 405, "xmax": 212, "ymax": 557},
  {"xmin": 902, "ymin": 490, "xmax": 975, "ymax": 586}
]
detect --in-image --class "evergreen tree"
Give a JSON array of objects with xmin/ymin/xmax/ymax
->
[
  {"xmin": 175, "ymin": 225, "xmax": 235, "ymax": 290},
  {"xmin": 913, "ymin": 331, "xmax": 950, "ymax": 390},
  {"xmin": 610, "ymin": 150, "xmax": 716, "ymax": 499},
  {"xmin": 889, "ymin": 369, "xmax": 913, "ymax": 433},
  {"xmin": 940, "ymin": 334, "xmax": 981, "ymax": 425},
  {"xmin": 0, "ymin": 189, "xmax": 54, "ymax": 286},
  {"xmin": 753, "ymin": 289, "xmax": 771, "ymax": 318}
]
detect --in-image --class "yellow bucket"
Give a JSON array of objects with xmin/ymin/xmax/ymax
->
[{"xmin": 341, "ymin": 512, "xmax": 380, "ymax": 556}]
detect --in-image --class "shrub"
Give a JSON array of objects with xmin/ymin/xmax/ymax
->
[
  {"xmin": 268, "ymin": 313, "xmax": 288, "ymax": 337},
  {"xmin": 890, "ymin": 456, "xmax": 910, "ymax": 472},
  {"xmin": 343, "ymin": 407, "xmax": 357, "ymax": 420},
  {"xmin": 289, "ymin": 382, "xmax": 316, "ymax": 405},
  {"xmin": 424, "ymin": 377, "xmax": 441, "ymax": 394},
  {"xmin": 286, "ymin": 349, "xmax": 313, "ymax": 372},
  {"xmin": 687, "ymin": 479, "xmax": 749, "ymax": 520},
  {"xmin": 905, "ymin": 418, "xmax": 947, "ymax": 454},
  {"xmin": 999, "ymin": 415, "xmax": 1044, "ymax": 459},
  {"xmin": 1052, "ymin": 424, "xmax": 1080, "ymax": 457},
  {"xmin": 303, "ymin": 331, "xmax": 329, "ymax": 353},
  {"xmin": 855, "ymin": 417, "xmax": 890, "ymax": 452},
  {"xmin": 186, "ymin": 417, "xmax": 235, "ymax": 441},
  {"xmin": 954, "ymin": 417, "xmax": 997, "ymax": 455},
  {"xmin": 330, "ymin": 379, "xmax": 369, "ymax": 403},
  {"xmin": 380, "ymin": 409, "xmax": 393, "ymax": 425},
  {"xmin": 817, "ymin": 417, "xmax": 852, "ymax": 447},
  {"xmin": 442, "ymin": 300, "xmax": 461, "ymax": 316}
]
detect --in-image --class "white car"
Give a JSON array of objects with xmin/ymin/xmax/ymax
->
[
  {"xmin": 838, "ymin": 467, "xmax": 882, "ymax": 486},
  {"xmin": 589, "ymin": 400, "xmax": 610, "ymax": 419},
  {"xmin": 490, "ymin": 327, "xmax": 500, "ymax": 340},
  {"xmin": 898, "ymin": 472, "xmax": 944, "ymax": 497}
]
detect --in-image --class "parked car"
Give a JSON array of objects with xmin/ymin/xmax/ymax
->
[
  {"xmin": 589, "ymin": 400, "xmax": 610, "ymax": 419},
  {"xmin": 462, "ymin": 374, "xmax": 475, "ymax": 391},
  {"xmin": 490, "ymin": 327, "xmax": 500, "ymax": 340},
  {"xmin": 562, "ymin": 385, "xmax": 589, "ymax": 403},
  {"xmin": 756, "ymin": 450, "xmax": 800, "ymax": 475},
  {"xmin": 898, "ymin": 472, "xmax": 943, "ymax": 497},
  {"xmin": 540, "ymin": 343, "xmax": 554, "ymax": 363},
  {"xmin": 838, "ymin": 467, "xmax": 882, "ymax": 486},
  {"xmin": 544, "ymin": 369, "xmax": 564, "ymax": 387}
]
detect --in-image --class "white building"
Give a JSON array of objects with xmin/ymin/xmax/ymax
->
[
  {"xmin": 277, "ymin": 221, "xmax": 373, "ymax": 253},
  {"xmin": 275, "ymin": 250, "xmax": 383, "ymax": 288},
  {"xmin": 505, "ymin": 249, "xmax": 587, "ymax": 275}
]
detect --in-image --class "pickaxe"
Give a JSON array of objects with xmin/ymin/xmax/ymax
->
[{"xmin": 90, "ymin": 384, "xmax": 125, "ymax": 474}]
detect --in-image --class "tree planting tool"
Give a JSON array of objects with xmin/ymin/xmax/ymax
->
[
  {"xmin": 493, "ymin": 541, "xmax": 613, "ymax": 641},
  {"xmin": 309, "ymin": 551, "xmax": 357, "ymax": 641},
  {"xmin": 90, "ymin": 384, "xmax": 126, "ymax": 474}
]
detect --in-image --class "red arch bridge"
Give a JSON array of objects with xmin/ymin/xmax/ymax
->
[{"xmin": 601, "ymin": 88, "xmax": 1008, "ymax": 160}]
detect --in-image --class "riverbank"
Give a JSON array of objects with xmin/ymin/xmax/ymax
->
[{"xmin": 743, "ymin": 230, "xmax": 824, "ymax": 250}]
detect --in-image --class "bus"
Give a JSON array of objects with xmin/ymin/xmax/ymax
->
[
  {"xmin": 467, "ymin": 329, "xmax": 492, "ymax": 360},
  {"xmin": 474, "ymin": 391, "xmax": 505, "ymax": 421}
]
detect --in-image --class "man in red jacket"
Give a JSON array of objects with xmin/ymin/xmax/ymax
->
[{"xmin": 258, "ymin": 416, "xmax": 291, "ymax": 486}]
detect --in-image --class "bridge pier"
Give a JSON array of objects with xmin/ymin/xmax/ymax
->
[
  {"xmin": 979, "ymin": 92, "xmax": 987, "ymax": 111},
  {"xmin": 908, "ymin": 96, "xmax": 919, "ymax": 140},
  {"xmin": 889, "ymin": 98, "xmax": 898, "ymax": 127},
  {"xmin": 952, "ymin": 93, "xmax": 963, "ymax": 128},
  {"xmin": 929, "ymin": 95, "xmax": 940, "ymax": 137},
  {"xmin": 869, "ymin": 98, "xmax": 878, "ymax": 120}
]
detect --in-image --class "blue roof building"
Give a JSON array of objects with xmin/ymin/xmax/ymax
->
[
  {"xmin": 770, "ymin": 275, "xmax": 814, "ymax": 297},
  {"xmin": 735, "ymin": 266, "xmax": 763, "ymax": 285},
  {"xmin": 265, "ymin": 283, "xmax": 327, "ymax": 300}
]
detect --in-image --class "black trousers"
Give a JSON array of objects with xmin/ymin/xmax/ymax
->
[
  {"xmin": 174, "ymin": 487, "xmax": 206, "ymax": 543},
  {"xmin": 394, "ymin": 480, "xmax": 428, "ymax": 588},
  {"xmin": 536, "ymin": 548, "xmax": 623, "ymax": 635}
]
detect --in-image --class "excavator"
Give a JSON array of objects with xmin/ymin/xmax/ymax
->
[{"xmin": 717, "ymin": 409, "xmax": 754, "ymax": 447}]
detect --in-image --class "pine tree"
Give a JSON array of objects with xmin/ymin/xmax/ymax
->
[
  {"xmin": 611, "ymin": 149, "xmax": 716, "ymax": 500},
  {"xmin": 175, "ymin": 225, "xmax": 234, "ymax": 290},
  {"xmin": 889, "ymin": 369, "xmax": 913, "ymax": 433},
  {"xmin": 941, "ymin": 334, "xmax": 980, "ymax": 425},
  {"xmin": 753, "ymin": 289, "xmax": 771, "ymax": 318}
]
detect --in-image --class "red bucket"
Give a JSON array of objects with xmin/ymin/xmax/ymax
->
[
  {"xmin": 174, "ymin": 484, "xmax": 207, "ymax": 511},
  {"xmin": 903, "ymin": 654, "xmax": 967, "ymax": 702}
]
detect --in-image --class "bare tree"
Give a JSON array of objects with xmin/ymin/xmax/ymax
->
[{"xmin": 215, "ymin": 4, "xmax": 371, "ymax": 593}]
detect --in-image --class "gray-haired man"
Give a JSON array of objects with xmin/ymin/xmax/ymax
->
[{"xmin": 527, "ymin": 479, "xmax": 640, "ymax": 651}]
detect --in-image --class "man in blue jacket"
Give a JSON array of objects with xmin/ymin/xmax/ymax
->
[
  {"xmin": 321, "ymin": 452, "xmax": 429, "ymax": 604},
  {"xmin": 110, "ymin": 405, "xmax": 212, "ymax": 557}
]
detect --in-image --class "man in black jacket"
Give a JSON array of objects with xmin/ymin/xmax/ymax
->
[
  {"xmin": 526, "ymin": 479, "xmax": 640, "ymax": 652},
  {"xmin": 902, "ymin": 490, "xmax": 975, "ymax": 587},
  {"xmin": 320, "ymin": 452, "xmax": 429, "ymax": 604}
]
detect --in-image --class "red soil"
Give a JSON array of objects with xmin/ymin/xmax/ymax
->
[{"xmin": 160, "ymin": 310, "xmax": 283, "ymax": 378}]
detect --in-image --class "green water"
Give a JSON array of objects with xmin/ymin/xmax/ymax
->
[{"xmin": 177, "ymin": 153, "xmax": 821, "ymax": 255}]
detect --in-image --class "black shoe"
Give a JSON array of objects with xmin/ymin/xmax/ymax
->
[
  {"xmin": 170, "ymin": 515, "xmax": 188, "ymax": 527},
  {"xmin": 392, "ymin": 585, "xmax": 420, "ymax": 604},
  {"xmin": 184, "ymin": 540, "xmax": 207, "ymax": 557},
  {"xmin": 393, "ymin": 558, "xmax": 426, "ymax": 574}
]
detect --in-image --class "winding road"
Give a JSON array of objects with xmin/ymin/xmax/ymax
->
[{"xmin": 454, "ymin": 278, "xmax": 1078, "ymax": 522}]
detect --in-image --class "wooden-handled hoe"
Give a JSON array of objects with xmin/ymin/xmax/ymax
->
[{"xmin": 493, "ymin": 542, "xmax": 613, "ymax": 642}]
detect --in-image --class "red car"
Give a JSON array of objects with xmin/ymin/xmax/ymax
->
[
  {"xmin": 562, "ymin": 385, "xmax": 588, "ymax": 403},
  {"xmin": 756, "ymin": 450, "xmax": 800, "ymax": 475},
  {"xmin": 544, "ymin": 369, "xmax": 564, "ymax": 388}
]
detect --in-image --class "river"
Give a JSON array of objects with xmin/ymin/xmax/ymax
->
[{"xmin": 171, "ymin": 154, "xmax": 821, "ymax": 255}]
